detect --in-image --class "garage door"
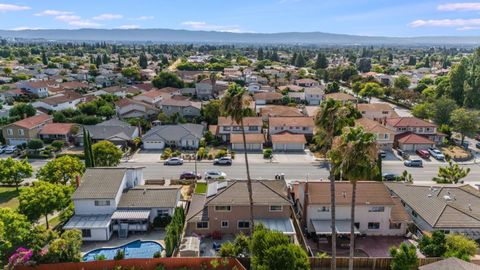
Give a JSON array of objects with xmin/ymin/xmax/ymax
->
[
  {"xmin": 232, "ymin": 143, "xmax": 262, "ymax": 151},
  {"xmin": 143, "ymin": 141, "xmax": 165, "ymax": 150},
  {"xmin": 286, "ymin": 143, "xmax": 304, "ymax": 151},
  {"xmin": 273, "ymin": 143, "xmax": 286, "ymax": 151},
  {"xmin": 8, "ymin": 139, "xmax": 27, "ymax": 145}
]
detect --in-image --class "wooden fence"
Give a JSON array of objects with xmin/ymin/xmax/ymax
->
[{"xmin": 310, "ymin": 257, "xmax": 443, "ymax": 270}]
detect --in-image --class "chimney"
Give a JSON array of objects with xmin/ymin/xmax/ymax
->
[{"xmin": 75, "ymin": 175, "xmax": 81, "ymax": 188}]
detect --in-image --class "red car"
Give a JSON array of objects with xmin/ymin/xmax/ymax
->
[
  {"xmin": 180, "ymin": 171, "xmax": 201, "ymax": 180},
  {"xmin": 416, "ymin": 149, "xmax": 430, "ymax": 159}
]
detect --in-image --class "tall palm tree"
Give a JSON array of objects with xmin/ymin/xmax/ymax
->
[
  {"xmin": 221, "ymin": 83, "xmax": 255, "ymax": 234},
  {"xmin": 210, "ymin": 72, "xmax": 218, "ymax": 97},
  {"xmin": 329, "ymin": 127, "xmax": 378, "ymax": 270},
  {"xmin": 315, "ymin": 98, "xmax": 353, "ymax": 270}
]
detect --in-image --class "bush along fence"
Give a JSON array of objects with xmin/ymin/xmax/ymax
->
[{"xmin": 164, "ymin": 207, "xmax": 186, "ymax": 257}]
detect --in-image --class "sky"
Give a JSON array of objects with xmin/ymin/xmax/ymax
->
[{"xmin": 1, "ymin": 0, "xmax": 480, "ymax": 36}]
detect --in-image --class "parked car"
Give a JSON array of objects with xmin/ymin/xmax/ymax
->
[
  {"xmin": 428, "ymin": 147, "xmax": 445, "ymax": 161},
  {"xmin": 0, "ymin": 145, "xmax": 7, "ymax": 154},
  {"xmin": 475, "ymin": 134, "xmax": 480, "ymax": 141},
  {"xmin": 204, "ymin": 170, "xmax": 227, "ymax": 180},
  {"xmin": 378, "ymin": 150, "xmax": 386, "ymax": 159},
  {"xmin": 416, "ymin": 149, "xmax": 430, "ymax": 159},
  {"xmin": 397, "ymin": 149, "xmax": 409, "ymax": 160},
  {"xmin": 4, "ymin": 145, "xmax": 17, "ymax": 154},
  {"xmin": 476, "ymin": 142, "xmax": 480, "ymax": 149},
  {"xmin": 180, "ymin": 171, "xmax": 201, "ymax": 180},
  {"xmin": 213, "ymin": 157, "xmax": 232, "ymax": 165},
  {"xmin": 382, "ymin": 173, "xmax": 397, "ymax": 181},
  {"xmin": 404, "ymin": 159, "xmax": 423, "ymax": 167},
  {"xmin": 164, "ymin": 157, "xmax": 184, "ymax": 165}
]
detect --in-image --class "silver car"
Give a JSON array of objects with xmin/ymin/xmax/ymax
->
[{"xmin": 164, "ymin": 157, "xmax": 184, "ymax": 165}]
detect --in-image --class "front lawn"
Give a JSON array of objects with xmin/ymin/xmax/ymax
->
[
  {"xmin": 195, "ymin": 182, "xmax": 207, "ymax": 194},
  {"xmin": 0, "ymin": 186, "xmax": 22, "ymax": 209}
]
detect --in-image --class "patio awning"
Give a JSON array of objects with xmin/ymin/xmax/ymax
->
[
  {"xmin": 255, "ymin": 218, "xmax": 296, "ymax": 235},
  {"xmin": 311, "ymin": 220, "xmax": 360, "ymax": 235},
  {"xmin": 64, "ymin": 215, "xmax": 111, "ymax": 229},
  {"xmin": 112, "ymin": 210, "xmax": 150, "ymax": 220}
]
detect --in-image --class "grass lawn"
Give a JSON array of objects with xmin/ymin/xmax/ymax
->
[
  {"xmin": 195, "ymin": 182, "xmax": 207, "ymax": 194},
  {"xmin": 0, "ymin": 186, "xmax": 22, "ymax": 209}
]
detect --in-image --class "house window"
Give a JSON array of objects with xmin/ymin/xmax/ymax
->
[
  {"xmin": 81, "ymin": 229, "xmax": 91, "ymax": 238},
  {"xmin": 382, "ymin": 111, "xmax": 389, "ymax": 114},
  {"xmin": 18, "ymin": 129, "xmax": 24, "ymax": 136},
  {"xmin": 249, "ymin": 126, "xmax": 258, "ymax": 131},
  {"xmin": 157, "ymin": 209, "xmax": 169, "ymax": 217},
  {"xmin": 215, "ymin": 206, "xmax": 231, "ymax": 212},
  {"xmin": 196, "ymin": 222, "xmax": 208, "ymax": 229},
  {"xmin": 412, "ymin": 211, "xmax": 418, "ymax": 218},
  {"xmin": 368, "ymin": 222, "xmax": 380, "ymax": 229},
  {"xmin": 318, "ymin": 206, "xmax": 330, "ymax": 212},
  {"xmin": 269, "ymin": 205, "xmax": 283, "ymax": 212},
  {"xmin": 238, "ymin": 221, "xmax": 250, "ymax": 229},
  {"xmin": 94, "ymin": 200, "xmax": 110, "ymax": 206},
  {"xmin": 383, "ymin": 134, "xmax": 388, "ymax": 139},
  {"xmin": 224, "ymin": 127, "xmax": 231, "ymax": 131},
  {"xmin": 369, "ymin": 206, "xmax": 385, "ymax": 212},
  {"xmin": 389, "ymin": 222, "xmax": 401, "ymax": 229},
  {"xmin": 354, "ymin": 222, "xmax": 360, "ymax": 229},
  {"xmin": 221, "ymin": 220, "xmax": 229, "ymax": 228},
  {"xmin": 7, "ymin": 129, "xmax": 13, "ymax": 136}
]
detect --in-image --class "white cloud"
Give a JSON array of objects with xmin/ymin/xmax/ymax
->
[
  {"xmin": 117, "ymin": 24, "xmax": 140, "ymax": 29},
  {"xmin": 181, "ymin": 21, "xmax": 246, "ymax": 33},
  {"xmin": 34, "ymin": 10, "xmax": 73, "ymax": 16},
  {"xmin": 457, "ymin": 26, "xmax": 480, "ymax": 30},
  {"xmin": 438, "ymin": 3, "xmax": 480, "ymax": 11},
  {"xmin": 131, "ymin": 16, "xmax": 154, "ymax": 20},
  {"xmin": 93, "ymin": 13, "xmax": 123, "ymax": 20},
  {"xmin": 0, "ymin": 3, "xmax": 30, "ymax": 12},
  {"xmin": 68, "ymin": 19, "xmax": 101, "ymax": 28},
  {"xmin": 409, "ymin": 18, "xmax": 480, "ymax": 28},
  {"xmin": 55, "ymin": 15, "xmax": 81, "ymax": 22}
]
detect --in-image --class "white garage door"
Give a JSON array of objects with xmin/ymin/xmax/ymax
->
[
  {"xmin": 232, "ymin": 143, "xmax": 262, "ymax": 151},
  {"xmin": 143, "ymin": 141, "xmax": 165, "ymax": 150},
  {"xmin": 8, "ymin": 139, "xmax": 27, "ymax": 145}
]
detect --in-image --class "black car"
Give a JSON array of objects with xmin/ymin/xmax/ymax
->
[
  {"xmin": 179, "ymin": 171, "xmax": 201, "ymax": 180},
  {"xmin": 382, "ymin": 173, "xmax": 397, "ymax": 181},
  {"xmin": 476, "ymin": 142, "xmax": 480, "ymax": 149},
  {"xmin": 378, "ymin": 150, "xmax": 387, "ymax": 159}
]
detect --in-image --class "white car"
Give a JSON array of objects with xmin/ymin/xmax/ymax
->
[
  {"xmin": 164, "ymin": 157, "xmax": 184, "ymax": 165},
  {"xmin": 0, "ymin": 145, "xmax": 7, "ymax": 154},
  {"xmin": 4, "ymin": 145, "xmax": 17, "ymax": 154},
  {"xmin": 213, "ymin": 157, "xmax": 233, "ymax": 165},
  {"xmin": 204, "ymin": 170, "xmax": 227, "ymax": 180},
  {"xmin": 428, "ymin": 147, "xmax": 445, "ymax": 160}
]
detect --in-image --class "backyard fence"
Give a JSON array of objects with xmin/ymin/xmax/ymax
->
[{"xmin": 309, "ymin": 257, "xmax": 445, "ymax": 270}]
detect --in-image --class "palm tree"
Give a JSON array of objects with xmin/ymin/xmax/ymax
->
[
  {"xmin": 329, "ymin": 127, "xmax": 378, "ymax": 270},
  {"xmin": 221, "ymin": 83, "xmax": 254, "ymax": 234},
  {"xmin": 315, "ymin": 98, "xmax": 353, "ymax": 270},
  {"xmin": 209, "ymin": 72, "xmax": 218, "ymax": 97}
]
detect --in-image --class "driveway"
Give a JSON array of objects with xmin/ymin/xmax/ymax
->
[{"xmin": 131, "ymin": 150, "xmax": 162, "ymax": 163}]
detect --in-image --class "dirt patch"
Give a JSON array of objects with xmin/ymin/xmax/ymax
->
[{"xmin": 439, "ymin": 145, "xmax": 471, "ymax": 160}]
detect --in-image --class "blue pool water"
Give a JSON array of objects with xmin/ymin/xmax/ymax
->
[{"xmin": 83, "ymin": 240, "xmax": 163, "ymax": 261}]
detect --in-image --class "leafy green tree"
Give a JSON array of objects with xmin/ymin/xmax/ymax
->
[
  {"xmin": 357, "ymin": 58, "xmax": 371, "ymax": 73},
  {"xmin": 36, "ymin": 156, "xmax": 85, "ymax": 185},
  {"xmin": 412, "ymin": 103, "xmax": 431, "ymax": 119},
  {"xmin": 450, "ymin": 108, "xmax": 480, "ymax": 144},
  {"xmin": 18, "ymin": 181, "xmax": 73, "ymax": 229},
  {"xmin": 98, "ymin": 105, "xmax": 115, "ymax": 119},
  {"xmin": 418, "ymin": 231, "xmax": 447, "ymax": 257},
  {"xmin": 433, "ymin": 160, "xmax": 470, "ymax": 184},
  {"xmin": 0, "ymin": 208, "xmax": 31, "ymax": 260},
  {"xmin": 394, "ymin": 75, "xmax": 411, "ymax": 90},
  {"xmin": 121, "ymin": 66, "xmax": 141, "ymax": 81},
  {"xmin": 449, "ymin": 60, "xmax": 467, "ymax": 106},
  {"xmin": 152, "ymin": 71, "xmax": 184, "ymax": 89},
  {"xmin": 92, "ymin": 140, "xmax": 123, "ymax": 167},
  {"xmin": 315, "ymin": 53, "xmax": 328, "ymax": 69},
  {"xmin": 139, "ymin": 53, "xmax": 148, "ymax": 69},
  {"xmin": 83, "ymin": 128, "xmax": 95, "ymax": 168},
  {"xmin": 389, "ymin": 243, "xmax": 418, "ymax": 270},
  {"xmin": 444, "ymin": 234, "xmax": 478, "ymax": 261},
  {"xmin": 325, "ymin": 81, "xmax": 340, "ymax": 94},
  {"xmin": 27, "ymin": 139, "xmax": 44, "ymax": 150},
  {"xmin": 294, "ymin": 52, "xmax": 306, "ymax": 67},
  {"xmin": 44, "ymin": 230, "xmax": 82, "ymax": 263},
  {"xmin": 201, "ymin": 99, "xmax": 221, "ymax": 125},
  {"xmin": 221, "ymin": 83, "xmax": 254, "ymax": 233},
  {"xmin": 9, "ymin": 103, "xmax": 36, "ymax": 119},
  {"xmin": 41, "ymin": 50, "xmax": 48, "ymax": 65},
  {"xmin": 0, "ymin": 157, "xmax": 32, "ymax": 191},
  {"xmin": 408, "ymin": 56, "xmax": 416, "ymax": 66},
  {"xmin": 360, "ymin": 82, "xmax": 383, "ymax": 102},
  {"xmin": 431, "ymin": 97, "xmax": 457, "ymax": 126}
]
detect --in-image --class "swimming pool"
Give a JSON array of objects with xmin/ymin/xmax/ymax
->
[{"xmin": 83, "ymin": 240, "xmax": 163, "ymax": 261}]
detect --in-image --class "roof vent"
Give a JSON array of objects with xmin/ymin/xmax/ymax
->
[
  {"xmin": 443, "ymin": 195, "xmax": 452, "ymax": 202},
  {"xmin": 468, "ymin": 204, "xmax": 472, "ymax": 211},
  {"xmin": 342, "ymin": 191, "xmax": 347, "ymax": 198},
  {"xmin": 427, "ymin": 194, "xmax": 432, "ymax": 197}
]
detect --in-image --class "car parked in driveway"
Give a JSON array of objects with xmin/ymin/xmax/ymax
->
[
  {"xmin": 0, "ymin": 145, "xmax": 7, "ymax": 154},
  {"xmin": 213, "ymin": 157, "xmax": 232, "ymax": 165},
  {"xmin": 378, "ymin": 150, "xmax": 386, "ymax": 159},
  {"xmin": 204, "ymin": 170, "xmax": 227, "ymax": 180},
  {"xmin": 4, "ymin": 145, "xmax": 17, "ymax": 154},
  {"xmin": 164, "ymin": 157, "xmax": 184, "ymax": 165},
  {"xmin": 382, "ymin": 173, "xmax": 397, "ymax": 181},
  {"xmin": 416, "ymin": 149, "xmax": 430, "ymax": 159},
  {"xmin": 476, "ymin": 142, "xmax": 480, "ymax": 149},
  {"xmin": 428, "ymin": 147, "xmax": 445, "ymax": 161},
  {"xmin": 180, "ymin": 171, "xmax": 201, "ymax": 180},
  {"xmin": 396, "ymin": 149, "xmax": 409, "ymax": 160},
  {"xmin": 404, "ymin": 159, "xmax": 423, "ymax": 167}
]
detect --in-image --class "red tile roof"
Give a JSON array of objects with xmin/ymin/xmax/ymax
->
[
  {"xmin": 386, "ymin": 117, "xmax": 436, "ymax": 128},
  {"xmin": 230, "ymin": 133, "xmax": 265, "ymax": 144},
  {"xmin": 13, "ymin": 114, "xmax": 52, "ymax": 129},
  {"xmin": 271, "ymin": 132, "xmax": 306, "ymax": 144},
  {"xmin": 254, "ymin": 92, "xmax": 283, "ymax": 101},
  {"xmin": 39, "ymin": 123, "xmax": 74, "ymax": 135},
  {"xmin": 396, "ymin": 132, "xmax": 435, "ymax": 144},
  {"xmin": 217, "ymin": 117, "xmax": 263, "ymax": 127}
]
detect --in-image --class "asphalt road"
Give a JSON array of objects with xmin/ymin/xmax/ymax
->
[{"xmin": 121, "ymin": 160, "xmax": 480, "ymax": 186}]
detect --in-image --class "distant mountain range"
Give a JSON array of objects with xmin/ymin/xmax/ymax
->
[{"xmin": 0, "ymin": 28, "xmax": 479, "ymax": 46}]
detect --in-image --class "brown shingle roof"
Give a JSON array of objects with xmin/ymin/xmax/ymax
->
[
  {"xmin": 260, "ymin": 105, "xmax": 304, "ymax": 117},
  {"xmin": 254, "ymin": 92, "xmax": 283, "ymax": 101},
  {"xmin": 269, "ymin": 117, "xmax": 314, "ymax": 127},
  {"xmin": 271, "ymin": 132, "xmax": 306, "ymax": 144},
  {"xmin": 355, "ymin": 118, "xmax": 395, "ymax": 134},
  {"xmin": 324, "ymin": 92, "xmax": 356, "ymax": 101},
  {"xmin": 72, "ymin": 168, "xmax": 127, "ymax": 200},
  {"xmin": 386, "ymin": 117, "xmax": 436, "ymax": 128},
  {"xmin": 39, "ymin": 123, "xmax": 74, "ymax": 135},
  {"xmin": 118, "ymin": 186, "xmax": 180, "ymax": 209},
  {"xmin": 357, "ymin": 103, "xmax": 395, "ymax": 112},
  {"xmin": 231, "ymin": 133, "xmax": 265, "ymax": 144},
  {"xmin": 396, "ymin": 132, "xmax": 435, "ymax": 144},
  {"xmin": 218, "ymin": 116, "xmax": 263, "ymax": 127},
  {"xmin": 419, "ymin": 257, "xmax": 480, "ymax": 270}
]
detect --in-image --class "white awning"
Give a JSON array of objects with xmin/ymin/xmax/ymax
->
[
  {"xmin": 64, "ymin": 215, "xmax": 111, "ymax": 229},
  {"xmin": 311, "ymin": 220, "xmax": 360, "ymax": 235},
  {"xmin": 112, "ymin": 210, "xmax": 150, "ymax": 220},
  {"xmin": 255, "ymin": 218, "xmax": 296, "ymax": 235}
]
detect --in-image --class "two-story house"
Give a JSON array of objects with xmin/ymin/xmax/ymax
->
[
  {"xmin": 115, "ymin": 98, "xmax": 160, "ymax": 120},
  {"xmin": 159, "ymin": 98, "xmax": 201, "ymax": 119},
  {"xmin": 294, "ymin": 79, "xmax": 320, "ymax": 88},
  {"xmin": 32, "ymin": 90, "xmax": 84, "ymax": 112},
  {"xmin": 186, "ymin": 180, "xmax": 297, "ymax": 241},
  {"xmin": 386, "ymin": 117, "xmax": 444, "ymax": 150},
  {"xmin": 293, "ymin": 181, "xmax": 410, "ymax": 244},
  {"xmin": 356, "ymin": 103, "xmax": 398, "ymax": 121},
  {"xmin": 216, "ymin": 116, "xmax": 263, "ymax": 142},
  {"xmin": 268, "ymin": 117, "xmax": 315, "ymax": 137},
  {"xmin": 355, "ymin": 118, "xmax": 395, "ymax": 150},
  {"xmin": 64, "ymin": 167, "xmax": 181, "ymax": 241},
  {"xmin": 2, "ymin": 114, "xmax": 53, "ymax": 145},
  {"xmin": 253, "ymin": 92, "xmax": 283, "ymax": 105},
  {"xmin": 17, "ymin": 80, "xmax": 55, "ymax": 98},
  {"xmin": 304, "ymin": 87, "xmax": 325, "ymax": 105},
  {"xmin": 133, "ymin": 89, "xmax": 166, "ymax": 107},
  {"xmin": 195, "ymin": 79, "xmax": 214, "ymax": 99}
]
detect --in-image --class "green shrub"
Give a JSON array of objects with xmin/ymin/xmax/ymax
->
[
  {"xmin": 51, "ymin": 140, "xmax": 65, "ymax": 151},
  {"xmin": 161, "ymin": 148, "xmax": 172, "ymax": 159},
  {"xmin": 172, "ymin": 150, "xmax": 181, "ymax": 157},
  {"xmin": 263, "ymin": 148, "xmax": 273, "ymax": 159},
  {"xmin": 208, "ymin": 154, "xmax": 214, "ymax": 160},
  {"xmin": 114, "ymin": 249, "xmax": 125, "ymax": 260},
  {"xmin": 230, "ymin": 151, "xmax": 235, "ymax": 159},
  {"xmin": 94, "ymin": 254, "xmax": 106, "ymax": 261},
  {"xmin": 215, "ymin": 149, "xmax": 227, "ymax": 158},
  {"xmin": 153, "ymin": 251, "xmax": 162, "ymax": 258},
  {"xmin": 27, "ymin": 139, "xmax": 44, "ymax": 150},
  {"xmin": 153, "ymin": 215, "xmax": 172, "ymax": 228}
]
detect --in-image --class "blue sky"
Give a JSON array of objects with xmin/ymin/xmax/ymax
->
[{"xmin": 1, "ymin": 0, "xmax": 480, "ymax": 36}]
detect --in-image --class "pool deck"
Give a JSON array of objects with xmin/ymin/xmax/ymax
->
[{"xmin": 81, "ymin": 230, "xmax": 166, "ymax": 254}]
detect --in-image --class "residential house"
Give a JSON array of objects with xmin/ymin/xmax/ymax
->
[
  {"xmin": 278, "ymin": 85, "xmax": 304, "ymax": 92},
  {"xmin": 185, "ymin": 180, "xmax": 297, "ymax": 240},
  {"xmin": 385, "ymin": 182, "xmax": 480, "ymax": 239},
  {"xmin": 419, "ymin": 258, "xmax": 480, "ymax": 270},
  {"xmin": 253, "ymin": 92, "xmax": 283, "ymax": 105},
  {"xmin": 115, "ymin": 98, "xmax": 160, "ymax": 120},
  {"xmin": 287, "ymin": 92, "xmax": 306, "ymax": 103},
  {"xmin": 217, "ymin": 117, "xmax": 263, "ymax": 142},
  {"xmin": 268, "ymin": 117, "xmax": 315, "ymax": 138},
  {"xmin": 356, "ymin": 103, "xmax": 398, "ymax": 121},
  {"xmin": 195, "ymin": 79, "xmax": 215, "ymax": 99},
  {"xmin": 17, "ymin": 80, "xmax": 57, "ymax": 98},
  {"xmin": 76, "ymin": 119, "xmax": 140, "ymax": 147},
  {"xmin": 61, "ymin": 81, "xmax": 90, "ymax": 92},
  {"xmin": 294, "ymin": 181, "xmax": 411, "ymax": 239},
  {"xmin": 159, "ymin": 98, "xmax": 201, "ymax": 119},
  {"xmin": 64, "ymin": 167, "xmax": 181, "ymax": 241},
  {"xmin": 32, "ymin": 90, "xmax": 84, "ymax": 111},
  {"xmin": 142, "ymin": 124, "xmax": 205, "ymax": 150},
  {"xmin": 39, "ymin": 123, "xmax": 76, "ymax": 143},
  {"xmin": 230, "ymin": 133, "xmax": 265, "ymax": 151},
  {"xmin": 304, "ymin": 87, "xmax": 325, "ymax": 105},
  {"xmin": 271, "ymin": 132, "xmax": 306, "ymax": 152},
  {"xmin": 355, "ymin": 118, "xmax": 395, "ymax": 150},
  {"xmin": 259, "ymin": 105, "xmax": 304, "ymax": 121},
  {"xmin": 386, "ymin": 117, "xmax": 444, "ymax": 147},
  {"xmin": 294, "ymin": 79, "xmax": 319, "ymax": 88},
  {"xmin": 133, "ymin": 89, "xmax": 167, "ymax": 107},
  {"xmin": 2, "ymin": 114, "xmax": 53, "ymax": 145},
  {"xmin": 323, "ymin": 92, "xmax": 357, "ymax": 104}
]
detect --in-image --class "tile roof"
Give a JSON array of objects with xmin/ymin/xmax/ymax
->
[
  {"xmin": 260, "ymin": 105, "xmax": 304, "ymax": 117},
  {"xmin": 385, "ymin": 183, "xmax": 480, "ymax": 229},
  {"xmin": 254, "ymin": 92, "xmax": 283, "ymax": 101},
  {"xmin": 160, "ymin": 98, "xmax": 201, "ymax": 109},
  {"xmin": 38, "ymin": 91, "xmax": 82, "ymax": 105},
  {"xmin": 118, "ymin": 186, "xmax": 180, "ymax": 209},
  {"xmin": 115, "ymin": 98, "xmax": 158, "ymax": 110},
  {"xmin": 218, "ymin": 116, "xmax": 263, "ymax": 127},
  {"xmin": 386, "ymin": 117, "xmax": 436, "ymax": 128},
  {"xmin": 142, "ymin": 124, "xmax": 205, "ymax": 142},
  {"xmin": 396, "ymin": 132, "xmax": 435, "ymax": 144},
  {"xmin": 72, "ymin": 168, "xmax": 127, "ymax": 200},
  {"xmin": 356, "ymin": 103, "xmax": 395, "ymax": 112},
  {"xmin": 230, "ymin": 133, "xmax": 265, "ymax": 144},
  {"xmin": 278, "ymin": 84, "xmax": 304, "ymax": 92},
  {"xmin": 355, "ymin": 118, "xmax": 396, "ymax": 134},
  {"xmin": 271, "ymin": 132, "xmax": 306, "ymax": 144},
  {"xmin": 12, "ymin": 114, "xmax": 52, "ymax": 129},
  {"xmin": 419, "ymin": 257, "xmax": 480, "ymax": 270},
  {"xmin": 324, "ymin": 92, "xmax": 356, "ymax": 101},
  {"xmin": 39, "ymin": 123, "xmax": 74, "ymax": 135},
  {"xmin": 269, "ymin": 116, "xmax": 314, "ymax": 127}
]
